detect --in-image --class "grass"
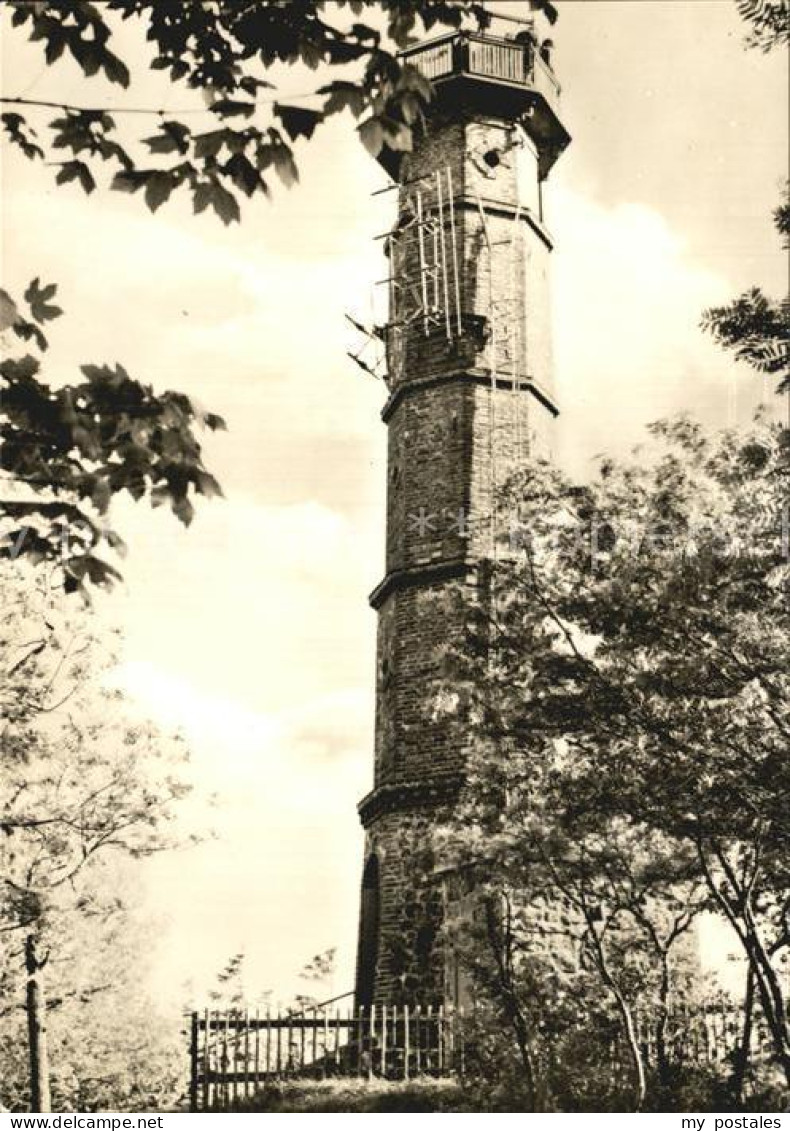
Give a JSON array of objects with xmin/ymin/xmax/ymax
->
[{"xmin": 236, "ymin": 1077, "xmax": 475, "ymax": 1113}]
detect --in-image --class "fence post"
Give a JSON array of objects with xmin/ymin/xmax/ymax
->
[
  {"xmin": 254, "ymin": 1007, "xmax": 261, "ymax": 1093},
  {"xmin": 221, "ymin": 1013, "xmax": 230, "ymax": 1109},
  {"xmin": 189, "ymin": 1012, "xmax": 199, "ymax": 1112},
  {"xmin": 202, "ymin": 1009, "xmax": 211, "ymax": 1112},
  {"xmin": 378, "ymin": 1008, "xmax": 384, "ymax": 1076},
  {"xmin": 404, "ymin": 1004, "xmax": 410, "ymax": 1081},
  {"xmin": 438, "ymin": 1004, "xmax": 444, "ymax": 1075},
  {"xmin": 276, "ymin": 1009, "xmax": 283, "ymax": 1077},
  {"xmin": 415, "ymin": 1006, "xmax": 422, "ymax": 1076}
]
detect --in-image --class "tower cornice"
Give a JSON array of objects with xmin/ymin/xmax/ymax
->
[
  {"xmin": 454, "ymin": 195, "xmax": 554, "ymax": 250},
  {"xmin": 380, "ymin": 367, "xmax": 560, "ymax": 425},
  {"xmin": 368, "ymin": 558, "xmax": 472, "ymax": 611},
  {"xmin": 358, "ymin": 772, "xmax": 465, "ymax": 828}
]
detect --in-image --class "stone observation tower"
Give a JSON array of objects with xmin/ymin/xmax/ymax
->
[{"xmin": 354, "ymin": 2, "xmax": 570, "ymax": 1008}]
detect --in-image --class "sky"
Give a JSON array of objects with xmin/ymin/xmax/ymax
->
[{"xmin": 1, "ymin": 1, "xmax": 788, "ymax": 1007}]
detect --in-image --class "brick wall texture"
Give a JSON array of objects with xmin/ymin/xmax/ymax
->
[{"xmin": 355, "ymin": 100, "xmax": 563, "ymax": 1006}]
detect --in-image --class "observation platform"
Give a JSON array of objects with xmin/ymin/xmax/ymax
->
[{"xmin": 392, "ymin": 31, "xmax": 571, "ymax": 180}]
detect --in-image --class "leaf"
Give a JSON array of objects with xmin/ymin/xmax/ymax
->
[
  {"xmin": 12, "ymin": 319, "xmax": 48, "ymax": 352},
  {"xmin": 275, "ymin": 104, "xmax": 322, "ymax": 141},
  {"xmin": 193, "ymin": 180, "xmax": 240, "ymax": 225},
  {"xmin": 210, "ymin": 98, "xmax": 256, "ymax": 119},
  {"xmin": 144, "ymin": 170, "xmax": 174, "ymax": 212},
  {"xmin": 208, "ymin": 182, "xmax": 241, "ymax": 225},
  {"xmin": 194, "ymin": 130, "xmax": 228, "ymax": 160},
  {"xmin": 104, "ymin": 527, "xmax": 128, "ymax": 557},
  {"xmin": 44, "ymin": 27, "xmax": 66, "ymax": 65},
  {"xmin": 144, "ymin": 121, "xmax": 190, "ymax": 156},
  {"xmin": 55, "ymin": 160, "xmax": 96, "ymax": 194},
  {"xmin": 272, "ymin": 146, "xmax": 299, "ymax": 189},
  {"xmin": 90, "ymin": 477, "xmax": 112, "ymax": 514},
  {"xmin": 0, "ymin": 289, "xmax": 19, "ymax": 332},
  {"xmin": 224, "ymin": 152, "xmax": 260, "ymax": 197},
  {"xmin": 195, "ymin": 470, "xmax": 223, "ymax": 499},
  {"xmin": 319, "ymin": 80, "xmax": 367, "ymax": 118},
  {"xmin": 24, "ymin": 278, "xmax": 63, "ymax": 323},
  {"xmin": 0, "ymin": 354, "xmax": 40, "ymax": 382},
  {"xmin": 103, "ymin": 51, "xmax": 130, "ymax": 88},
  {"xmin": 111, "ymin": 169, "xmax": 150, "ymax": 194},
  {"xmin": 381, "ymin": 118, "xmax": 413, "ymax": 153},
  {"xmin": 172, "ymin": 494, "xmax": 195, "ymax": 526},
  {"xmin": 358, "ymin": 117, "xmax": 384, "ymax": 157}
]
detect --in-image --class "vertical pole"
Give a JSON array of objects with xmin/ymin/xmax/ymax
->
[
  {"xmin": 366, "ymin": 1004, "xmax": 373, "ymax": 1081},
  {"xmin": 416, "ymin": 188, "xmax": 430, "ymax": 336},
  {"xmin": 459, "ymin": 1006, "xmax": 466, "ymax": 1078},
  {"xmin": 202, "ymin": 1009, "xmax": 211, "ymax": 1112},
  {"xmin": 189, "ymin": 1012, "xmax": 199, "ymax": 1112},
  {"xmin": 415, "ymin": 1006, "xmax": 422, "ymax": 1076},
  {"xmin": 231, "ymin": 1012, "xmax": 239, "ymax": 1109},
  {"xmin": 323, "ymin": 1009, "xmax": 329, "ymax": 1080},
  {"xmin": 222, "ymin": 1013, "xmax": 230, "ymax": 1110},
  {"xmin": 380, "ymin": 1004, "xmax": 388, "ymax": 1078},
  {"xmin": 276, "ymin": 1010, "xmax": 283, "ymax": 1077},
  {"xmin": 475, "ymin": 192, "xmax": 498, "ymax": 557},
  {"xmin": 243, "ymin": 1008, "xmax": 250, "ymax": 1102},
  {"xmin": 404, "ymin": 1004, "xmax": 411, "ymax": 1081},
  {"xmin": 438, "ymin": 1004, "xmax": 444, "ymax": 1075},
  {"xmin": 25, "ymin": 935, "xmax": 51, "ymax": 1113},
  {"xmin": 436, "ymin": 171, "xmax": 452, "ymax": 340},
  {"xmin": 254, "ymin": 1007, "xmax": 261, "ymax": 1093},
  {"xmin": 356, "ymin": 1006, "xmax": 363, "ymax": 1077},
  {"xmin": 512, "ymin": 200, "xmax": 523, "ymax": 457},
  {"xmin": 447, "ymin": 168, "xmax": 463, "ymax": 334}
]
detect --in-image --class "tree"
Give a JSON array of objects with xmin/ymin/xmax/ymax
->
[
  {"xmin": 0, "ymin": 860, "xmax": 188, "ymax": 1113},
  {"xmin": 701, "ymin": 196, "xmax": 789, "ymax": 398},
  {"xmin": 0, "ymin": 1, "xmax": 517, "ymax": 220},
  {"xmin": 0, "ymin": 0, "xmax": 528, "ymax": 583},
  {"xmin": 701, "ymin": 1, "xmax": 789, "ymax": 397},
  {"xmin": 1, "ymin": 284, "xmax": 226, "ymax": 593},
  {"xmin": 437, "ymin": 416, "xmax": 789, "ymax": 1098},
  {"xmin": 439, "ymin": 731, "xmax": 705, "ymax": 1110},
  {"xmin": 1, "ymin": 560, "xmax": 195, "ymax": 1109},
  {"xmin": 735, "ymin": 0, "xmax": 789, "ymax": 52}
]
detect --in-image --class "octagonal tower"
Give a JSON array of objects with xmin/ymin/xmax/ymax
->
[{"xmin": 355, "ymin": 4, "xmax": 570, "ymax": 1008}]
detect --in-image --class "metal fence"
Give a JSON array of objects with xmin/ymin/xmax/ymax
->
[
  {"xmin": 189, "ymin": 1004, "xmax": 459, "ymax": 1111},
  {"xmin": 189, "ymin": 999, "xmax": 775, "ymax": 1111}
]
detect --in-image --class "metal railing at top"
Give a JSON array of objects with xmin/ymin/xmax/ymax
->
[{"xmin": 400, "ymin": 32, "xmax": 561, "ymax": 102}]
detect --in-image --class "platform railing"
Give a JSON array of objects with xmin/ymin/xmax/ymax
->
[{"xmin": 400, "ymin": 32, "xmax": 561, "ymax": 106}]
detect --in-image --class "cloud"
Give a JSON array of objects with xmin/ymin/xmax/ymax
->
[
  {"xmin": 550, "ymin": 185, "xmax": 771, "ymax": 477},
  {"xmin": 112, "ymin": 653, "xmax": 370, "ymax": 1005}
]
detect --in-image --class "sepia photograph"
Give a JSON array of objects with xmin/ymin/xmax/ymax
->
[{"xmin": 1, "ymin": 0, "xmax": 788, "ymax": 1118}]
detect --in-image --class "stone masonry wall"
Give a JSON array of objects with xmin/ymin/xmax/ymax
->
[
  {"xmin": 360, "ymin": 805, "xmax": 453, "ymax": 1005},
  {"xmin": 359, "ymin": 92, "xmax": 561, "ymax": 1007}
]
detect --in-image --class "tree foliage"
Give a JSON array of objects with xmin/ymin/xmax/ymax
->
[
  {"xmin": 0, "ymin": 560, "xmax": 199, "ymax": 1110},
  {"xmin": 437, "ymin": 417, "xmax": 790, "ymax": 1102},
  {"xmin": 0, "ymin": 0, "xmax": 537, "ymax": 585},
  {"xmin": 735, "ymin": 0, "xmax": 789, "ymax": 51},
  {"xmin": 1, "ymin": 282, "xmax": 225, "ymax": 593},
  {"xmin": 0, "ymin": 1, "xmax": 501, "ymax": 223},
  {"xmin": 701, "ymin": 1, "xmax": 789, "ymax": 396},
  {"xmin": 1, "ymin": 561, "xmax": 193, "ymax": 934},
  {"xmin": 0, "ymin": 863, "xmax": 187, "ymax": 1113}
]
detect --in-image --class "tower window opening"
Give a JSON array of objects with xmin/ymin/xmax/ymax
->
[
  {"xmin": 355, "ymin": 854, "xmax": 381, "ymax": 1009},
  {"xmin": 483, "ymin": 149, "xmax": 501, "ymax": 170}
]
